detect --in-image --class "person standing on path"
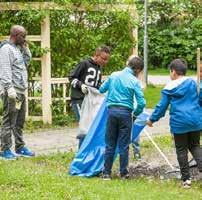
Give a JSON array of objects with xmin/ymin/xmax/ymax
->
[
  {"xmin": 68, "ymin": 46, "xmax": 110, "ymax": 148},
  {"xmin": 0, "ymin": 25, "xmax": 35, "ymax": 160},
  {"xmin": 147, "ymin": 58, "xmax": 202, "ymax": 188},
  {"xmin": 99, "ymin": 55, "xmax": 146, "ymax": 180}
]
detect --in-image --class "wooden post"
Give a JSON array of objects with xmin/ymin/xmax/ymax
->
[
  {"xmin": 197, "ymin": 48, "xmax": 201, "ymax": 93},
  {"xmin": 132, "ymin": 28, "xmax": 138, "ymax": 55},
  {"xmin": 129, "ymin": 7, "xmax": 138, "ymax": 56},
  {"xmin": 63, "ymin": 84, "xmax": 67, "ymax": 114},
  {"xmin": 41, "ymin": 14, "xmax": 52, "ymax": 124}
]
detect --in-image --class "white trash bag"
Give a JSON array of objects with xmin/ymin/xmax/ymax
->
[{"xmin": 79, "ymin": 87, "xmax": 105, "ymax": 136}]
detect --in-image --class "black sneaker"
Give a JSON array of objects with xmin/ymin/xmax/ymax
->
[
  {"xmin": 120, "ymin": 173, "xmax": 130, "ymax": 180},
  {"xmin": 102, "ymin": 174, "xmax": 111, "ymax": 180}
]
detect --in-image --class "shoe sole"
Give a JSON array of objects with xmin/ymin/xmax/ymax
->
[
  {"xmin": 15, "ymin": 154, "xmax": 34, "ymax": 158},
  {"xmin": 102, "ymin": 178, "xmax": 111, "ymax": 181},
  {"xmin": 183, "ymin": 185, "xmax": 191, "ymax": 189},
  {"xmin": 0, "ymin": 156, "xmax": 17, "ymax": 160}
]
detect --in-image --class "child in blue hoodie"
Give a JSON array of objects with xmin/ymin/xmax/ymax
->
[{"xmin": 147, "ymin": 58, "xmax": 202, "ymax": 188}]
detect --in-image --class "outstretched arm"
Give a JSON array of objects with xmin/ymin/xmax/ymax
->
[{"xmin": 148, "ymin": 90, "xmax": 170, "ymax": 125}]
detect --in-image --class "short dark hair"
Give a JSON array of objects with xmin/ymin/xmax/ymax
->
[
  {"xmin": 128, "ymin": 56, "xmax": 144, "ymax": 71},
  {"xmin": 168, "ymin": 58, "xmax": 187, "ymax": 75},
  {"xmin": 10, "ymin": 25, "xmax": 26, "ymax": 37},
  {"xmin": 96, "ymin": 45, "xmax": 111, "ymax": 54}
]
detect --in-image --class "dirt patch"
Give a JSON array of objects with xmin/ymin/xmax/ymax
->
[{"xmin": 129, "ymin": 153, "xmax": 201, "ymax": 181}]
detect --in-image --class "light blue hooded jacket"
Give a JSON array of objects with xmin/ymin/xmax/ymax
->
[
  {"xmin": 150, "ymin": 77, "xmax": 202, "ymax": 134},
  {"xmin": 99, "ymin": 67, "xmax": 146, "ymax": 116}
]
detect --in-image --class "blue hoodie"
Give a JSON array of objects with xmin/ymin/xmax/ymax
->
[{"xmin": 150, "ymin": 77, "xmax": 202, "ymax": 134}]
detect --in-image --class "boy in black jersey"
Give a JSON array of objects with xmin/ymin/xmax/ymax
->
[{"xmin": 69, "ymin": 46, "xmax": 110, "ymax": 148}]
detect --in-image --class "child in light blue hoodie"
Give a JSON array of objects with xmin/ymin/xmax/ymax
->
[{"xmin": 147, "ymin": 58, "xmax": 202, "ymax": 189}]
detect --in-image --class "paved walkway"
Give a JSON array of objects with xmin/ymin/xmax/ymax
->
[
  {"xmin": 148, "ymin": 75, "xmax": 196, "ymax": 85},
  {"xmin": 24, "ymin": 128, "xmax": 78, "ymax": 155},
  {"xmin": 24, "ymin": 109, "xmax": 170, "ymax": 155}
]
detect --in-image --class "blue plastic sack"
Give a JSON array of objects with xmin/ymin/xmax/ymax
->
[
  {"xmin": 131, "ymin": 112, "xmax": 149, "ymax": 142},
  {"xmin": 69, "ymin": 100, "xmax": 149, "ymax": 177}
]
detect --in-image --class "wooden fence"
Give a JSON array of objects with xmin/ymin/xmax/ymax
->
[{"xmin": 0, "ymin": 2, "xmax": 138, "ymax": 124}]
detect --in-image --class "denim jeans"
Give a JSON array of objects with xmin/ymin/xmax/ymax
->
[
  {"xmin": 173, "ymin": 131, "xmax": 202, "ymax": 181},
  {"xmin": 132, "ymin": 135, "xmax": 140, "ymax": 154},
  {"xmin": 0, "ymin": 93, "xmax": 26, "ymax": 151},
  {"xmin": 103, "ymin": 106, "xmax": 132, "ymax": 175}
]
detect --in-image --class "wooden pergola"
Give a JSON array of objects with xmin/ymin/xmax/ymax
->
[{"xmin": 0, "ymin": 2, "xmax": 138, "ymax": 124}]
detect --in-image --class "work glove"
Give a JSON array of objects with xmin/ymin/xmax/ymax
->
[
  {"xmin": 7, "ymin": 87, "xmax": 17, "ymax": 99},
  {"xmin": 81, "ymin": 84, "xmax": 88, "ymax": 94}
]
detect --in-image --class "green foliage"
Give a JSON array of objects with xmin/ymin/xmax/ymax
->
[
  {"xmin": 50, "ymin": 9, "xmax": 134, "ymax": 77},
  {"xmin": 0, "ymin": 0, "xmax": 201, "ymax": 124},
  {"xmin": 0, "ymin": 1, "xmax": 136, "ymax": 124},
  {"xmin": 137, "ymin": 0, "xmax": 201, "ymax": 69}
]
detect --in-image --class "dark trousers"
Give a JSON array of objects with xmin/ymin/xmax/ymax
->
[
  {"xmin": 173, "ymin": 131, "xmax": 202, "ymax": 181},
  {"xmin": 103, "ymin": 107, "xmax": 132, "ymax": 175},
  {"xmin": 71, "ymin": 99, "xmax": 83, "ymax": 122},
  {"xmin": 1, "ymin": 93, "xmax": 26, "ymax": 151},
  {"xmin": 71, "ymin": 99, "xmax": 86, "ymax": 148}
]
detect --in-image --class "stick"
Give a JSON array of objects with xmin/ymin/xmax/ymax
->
[{"xmin": 143, "ymin": 128, "xmax": 175, "ymax": 170}]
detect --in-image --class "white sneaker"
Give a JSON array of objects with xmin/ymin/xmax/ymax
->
[{"xmin": 183, "ymin": 179, "xmax": 191, "ymax": 189}]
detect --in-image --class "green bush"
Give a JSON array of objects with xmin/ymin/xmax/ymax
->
[{"xmin": 137, "ymin": 0, "xmax": 201, "ymax": 69}]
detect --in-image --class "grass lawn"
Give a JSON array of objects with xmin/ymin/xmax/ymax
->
[
  {"xmin": 148, "ymin": 68, "xmax": 196, "ymax": 76},
  {"xmin": 0, "ymin": 136, "xmax": 201, "ymax": 200},
  {"xmin": 144, "ymin": 84, "xmax": 163, "ymax": 108}
]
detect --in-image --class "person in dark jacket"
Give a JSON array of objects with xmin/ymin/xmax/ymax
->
[
  {"xmin": 147, "ymin": 58, "xmax": 202, "ymax": 188},
  {"xmin": 68, "ymin": 46, "xmax": 110, "ymax": 148}
]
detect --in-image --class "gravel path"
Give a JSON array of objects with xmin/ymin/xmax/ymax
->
[
  {"xmin": 148, "ymin": 75, "xmax": 196, "ymax": 85},
  {"xmin": 24, "ymin": 109, "xmax": 170, "ymax": 155}
]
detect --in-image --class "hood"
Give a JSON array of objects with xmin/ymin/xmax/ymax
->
[{"xmin": 163, "ymin": 77, "xmax": 195, "ymax": 97}]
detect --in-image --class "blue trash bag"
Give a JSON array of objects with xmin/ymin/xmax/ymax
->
[
  {"xmin": 131, "ymin": 111, "xmax": 149, "ymax": 143},
  {"xmin": 69, "ymin": 99, "xmax": 149, "ymax": 177}
]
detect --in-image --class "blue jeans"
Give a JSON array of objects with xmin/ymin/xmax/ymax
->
[
  {"xmin": 103, "ymin": 106, "xmax": 132, "ymax": 175},
  {"xmin": 132, "ymin": 135, "xmax": 140, "ymax": 154}
]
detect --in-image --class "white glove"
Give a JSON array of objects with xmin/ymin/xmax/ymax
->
[
  {"xmin": 81, "ymin": 84, "xmax": 88, "ymax": 94},
  {"xmin": 7, "ymin": 87, "xmax": 17, "ymax": 99}
]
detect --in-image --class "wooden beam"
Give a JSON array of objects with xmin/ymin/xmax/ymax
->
[
  {"xmin": 51, "ymin": 78, "xmax": 69, "ymax": 84},
  {"xmin": 28, "ymin": 97, "xmax": 42, "ymax": 100},
  {"xmin": 0, "ymin": 35, "xmax": 41, "ymax": 42},
  {"xmin": 0, "ymin": 2, "xmax": 136, "ymax": 13},
  {"xmin": 41, "ymin": 14, "xmax": 52, "ymax": 124},
  {"xmin": 26, "ymin": 116, "xmax": 42, "ymax": 121},
  {"xmin": 32, "ymin": 57, "xmax": 42, "ymax": 61}
]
